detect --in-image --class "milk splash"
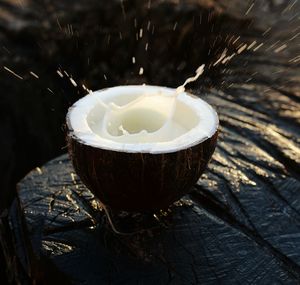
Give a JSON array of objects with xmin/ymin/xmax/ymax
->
[
  {"xmin": 176, "ymin": 64, "xmax": 205, "ymax": 94},
  {"xmin": 95, "ymin": 64, "xmax": 206, "ymax": 143}
]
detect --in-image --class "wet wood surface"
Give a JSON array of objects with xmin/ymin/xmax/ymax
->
[{"xmin": 4, "ymin": 0, "xmax": 300, "ymax": 284}]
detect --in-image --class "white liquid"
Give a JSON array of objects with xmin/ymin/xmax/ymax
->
[{"xmin": 95, "ymin": 64, "xmax": 206, "ymax": 144}]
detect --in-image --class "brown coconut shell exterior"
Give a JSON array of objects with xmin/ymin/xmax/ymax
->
[{"xmin": 66, "ymin": 122, "xmax": 218, "ymax": 212}]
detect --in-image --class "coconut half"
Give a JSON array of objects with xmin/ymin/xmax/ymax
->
[{"xmin": 66, "ymin": 85, "xmax": 218, "ymax": 212}]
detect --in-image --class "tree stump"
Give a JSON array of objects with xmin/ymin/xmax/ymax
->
[{"xmin": 9, "ymin": 137, "xmax": 300, "ymax": 284}]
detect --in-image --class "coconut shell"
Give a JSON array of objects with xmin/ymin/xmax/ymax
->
[{"xmin": 66, "ymin": 127, "xmax": 218, "ymax": 212}]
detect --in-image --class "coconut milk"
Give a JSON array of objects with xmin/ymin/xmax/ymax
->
[{"xmin": 95, "ymin": 64, "xmax": 206, "ymax": 143}]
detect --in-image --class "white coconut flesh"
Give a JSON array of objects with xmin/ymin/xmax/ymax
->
[{"xmin": 68, "ymin": 85, "xmax": 218, "ymax": 154}]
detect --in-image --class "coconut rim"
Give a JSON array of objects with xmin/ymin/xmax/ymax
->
[{"xmin": 66, "ymin": 85, "xmax": 219, "ymax": 154}]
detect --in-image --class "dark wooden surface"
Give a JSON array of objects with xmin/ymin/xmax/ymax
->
[
  {"xmin": 11, "ymin": 146, "xmax": 300, "ymax": 284},
  {"xmin": 3, "ymin": 0, "xmax": 300, "ymax": 284}
]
